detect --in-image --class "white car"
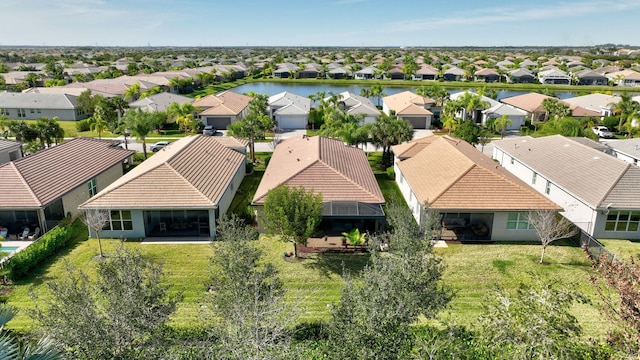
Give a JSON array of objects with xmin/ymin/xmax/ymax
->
[
  {"xmin": 592, "ymin": 126, "xmax": 613, "ymax": 138},
  {"xmin": 149, "ymin": 141, "xmax": 171, "ymax": 152}
]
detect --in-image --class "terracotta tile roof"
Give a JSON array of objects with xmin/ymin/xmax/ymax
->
[
  {"xmin": 382, "ymin": 91, "xmax": 434, "ymax": 116},
  {"xmin": 0, "ymin": 138, "xmax": 134, "ymax": 208},
  {"xmin": 500, "ymin": 92, "xmax": 599, "ymax": 117},
  {"xmin": 391, "ymin": 136, "xmax": 439, "ymax": 160},
  {"xmin": 193, "ymin": 91, "xmax": 251, "ymax": 116},
  {"xmin": 252, "ymin": 136, "xmax": 384, "ymax": 204},
  {"xmin": 397, "ymin": 136, "xmax": 560, "ymax": 211},
  {"xmin": 493, "ymin": 135, "xmax": 640, "ymax": 208},
  {"xmin": 81, "ymin": 135, "xmax": 245, "ymax": 209}
]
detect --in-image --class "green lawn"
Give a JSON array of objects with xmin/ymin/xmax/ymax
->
[
  {"xmin": 599, "ymin": 239, "xmax": 640, "ymax": 259},
  {"xmin": 4, "ymin": 235, "xmax": 608, "ymax": 340},
  {"xmin": 434, "ymin": 241, "xmax": 605, "ymax": 337}
]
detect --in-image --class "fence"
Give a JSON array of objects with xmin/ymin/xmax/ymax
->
[{"xmin": 578, "ymin": 230, "xmax": 617, "ymax": 263}]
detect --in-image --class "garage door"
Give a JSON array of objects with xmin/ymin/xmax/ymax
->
[
  {"xmin": 277, "ymin": 115, "xmax": 307, "ymax": 130},
  {"xmin": 206, "ymin": 117, "xmax": 232, "ymax": 129},
  {"xmin": 404, "ymin": 116, "xmax": 427, "ymax": 129}
]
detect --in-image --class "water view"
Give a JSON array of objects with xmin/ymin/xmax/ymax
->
[{"xmin": 230, "ymin": 82, "xmax": 579, "ymax": 101}]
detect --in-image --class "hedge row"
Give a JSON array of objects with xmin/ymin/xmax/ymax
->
[{"xmin": 7, "ymin": 225, "xmax": 73, "ymax": 281}]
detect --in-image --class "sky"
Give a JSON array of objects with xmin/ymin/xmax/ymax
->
[{"xmin": 0, "ymin": 0, "xmax": 638, "ymax": 48}]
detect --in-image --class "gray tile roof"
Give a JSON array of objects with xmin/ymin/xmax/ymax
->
[
  {"xmin": 0, "ymin": 92, "xmax": 78, "ymax": 110},
  {"xmin": 0, "ymin": 139, "xmax": 22, "ymax": 152},
  {"xmin": 0, "ymin": 138, "xmax": 134, "ymax": 208},
  {"xmin": 493, "ymin": 135, "xmax": 640, "ymax": 209},
  {"xmin": 606, "ymin": 138, "xmax": 640, "ymax": 160}
]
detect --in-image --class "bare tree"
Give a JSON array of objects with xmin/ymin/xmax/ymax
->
[
  {"xmin": 82, "ymin": 209, "xmax": 110, "ymax": 258},
  {"xmin": 527, "ymin": 210, "xmax": 578, "ymax": 263},
  {"xmin": 268, "ymin": 131, "xmax": 282, "ymax": 151}
]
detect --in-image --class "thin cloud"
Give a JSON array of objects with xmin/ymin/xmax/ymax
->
[{"xmin": 380, "ymin": 0, "xmax": 640, "ymax": 33}]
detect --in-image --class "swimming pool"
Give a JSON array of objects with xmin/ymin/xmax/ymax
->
[{"xmin": 0, "ymin": 246, "xmax": 19, "ymax": 255}]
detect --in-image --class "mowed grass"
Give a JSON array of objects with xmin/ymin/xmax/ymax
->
[
  {"xmin": 599, "ymin": 239, "xmax": 640, "ymax": 259},
  {"xmin": 5, "ymin": 234, "xmax": 608, "ymax": 340},
  {"xmin": 434, "ymin": 241, "xmax": 606, "ymax": 338}
]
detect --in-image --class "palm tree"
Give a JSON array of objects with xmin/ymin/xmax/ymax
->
[
  {"xmin": 123, "ymin": 108, "xmax": 153, "ymax": 159},
  {"xmin": 370, "ymin": 113, "xmax": 413, "ymax": 167},
  {"xmin": 90, "ymin": 104, "xmax": 109, "ymax": 139},
  {"xmin": 123, "ymin": 83, "xmax": 140, "ymax": 102},
  {"xmin": 109, "ymin": 96, "xmax": 129, "ymax": 122},
  {"xmin": 442, "ymin": 114, "xmax": 458, "ymax": 135},
  {"xmin": 342, "ymin": 228, "xmax": 367, "ymax": 247},
  {"xmin": 609, "ymin": 93, "xmax": 640, "ymax": 132},
  {"xmin": 167, "ymin": 102, "xmax": 197, "ymax": 133},
  {"xmin": 0, "ymin": 304, "xmax": 62, "ymax": 359},
  {"xmin": 493, "ymin": 114, "xmax": 513, "ymax": 139}
]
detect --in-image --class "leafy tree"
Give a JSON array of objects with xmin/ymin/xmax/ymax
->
[
  {"xmin": 542, "ymin": 98, "xmax": 571, "ymax": 120},
  {"xmin": 609, "ymin": 93, "xmax": 640, "ymax": 132},
  {"xmin": 452, "ymin": 120, "xmax": 481, "ymax": 145},
  {"xmin": 493, "ymin": 114, "xmax": 513, "ymax": 139},
  {"xmin": 228, "ymin": 93, "xmax": 272, "ymax": 163},
  {"xmin": 23, "ymin": 72, "xmax": 41, "ymax": 88},
  {"xmin": 90, "ymin": 104, "xmax": 109, "ymax": 139},
  {"xmin": 262, "ymin": 185, "xmax": 323, "ymax": 258},
  {"xmin": 123, "ymin": 83, "xmax": 141, "ymax": 102},
  {"xmin": 6, "ymin": 120, "xmax": 39, "ymax": 144},
  {"xmin": 77, "ymin": 89, "xmax": 98, "ymax": 116},
  {"xmin": 123, "ymin": 108, "xmax": 154, "ymax": 159},
  {"xmin": 527, "ymin": 210, "xmax": 578, "ymax": 263},
  {"xmin": 33, "ymin": 117, "xmax": 64, "ymax": 149},
  {"xmin": 590, "ymin": 254, "xmax": 640, "ymax": 358},
  {"xmin": 204, "ymin": 215, "xmax": 296, "ymax": 359},
  {"xmin": 30, "ymin": 245, "xmax": 181, "ymax": 360},
  {"xmin": 326, "ymin": 202, "xmax": 451, "ymax": 359},
  {"xmin": 167, "ymin": 102, "xmax": 198, "ymax": 133},
  {"xmin": 0, "ymin": 304, "xmax": 63, "ymax": 360},
  {"xmin": 416, "ymin": 83, "xmax": 449, "ymax": 107},
  {"xmin": 370, "ymin": 113, "xmax": 413, "ymax": 167},
  {"xmin": 361, "ymin": 83, "xmax": 386, "ymax": 107}
]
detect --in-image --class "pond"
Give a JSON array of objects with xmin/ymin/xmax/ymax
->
[{"xmin": 230, "ymin": 82, "xmax": 579, "ymax": 101}]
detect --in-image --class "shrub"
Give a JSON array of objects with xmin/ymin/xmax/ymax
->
[
  {"xmin": 386, "ymin": 166, "xmax": 395, "ymax": 180},
  {"xmin": 601, "ymin": 116, "xmax": 619, "ymax": 131},
  {"xmin": 6, "ymin": 225, "xmax": 73, "ymax": 280},
  {"xmin": 246, "ymin": 162, "xmax": 254, "ymax": 174},
  {"xmin": 76, "ymin": 119, "xmax": 91, "ymax": 132}
]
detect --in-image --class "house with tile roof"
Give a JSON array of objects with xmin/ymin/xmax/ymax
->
[
  {"xmin": 500, "ymin": 93, "xmax": 600, "ymax": 122},
  {"xmin": 442, "ymin": 66, "xmax": 465, "ymax": 81},
  {"xmin": 538, "ymin": 68, "xmax": 571, "ymax": 85},
  {"xmin": 573, "ymin": 69, "xmax": 608, "ymax": 86},
  {"xmin": 252, "ymin": 135, "xmax": 385, "ymax": 234},
  {"xmin": 508, "ymin": 68, "xmax": 535, "ymax": 83},
  {"xmin": 129, "ymin": 92, "xmax": 193, "ymax": 113},
  {"xmin": 354, "ymin": 66, "xmax": 378, "ymax": 80},
  {"xmin": 268, "ymin": 92, "xmax": 311, "ymax": 129},
  {"xmin": 382, "ymin": 91, "xmax": 434, "ymax": 129},
  {"xmin": 493, "ymin": 135, "xmax": 640, "ymax": 239},
  {"xmin": 412, "ymin": 64, "xmax": 438, "ymax": 80},
  {"xmin": 0, "ymin": 138, "xmax": 133, "ymax": 237},
  {"xmin": 192, "ymin": 91, "xmax": 252, "ymax": 129},
  {"xmin": 328, "ymin": 91, "xmax": 380, "ymax": 124},
  {"xmin": 563, "ymin": 93, "xmax": 620, "ymax": 117},
  {"xmin": 604, "ymin": 138, "xmax": 640, "ymax": 167},
  {"xmin": 605, "ymin": 69, "xmax": 640, "ymax": 87},
  {"xmin": 80, "ymin": 135, "xmax": 246, "ymax": 239},
  {"xmin": 0, "ymin": 139, "xmax": 22, "ymax": 165},
  {"xmin": 393, "ymin": 136, "xmax": 560, "ymax": 241},
  {"xmin": 0, "ymin": 92, "xmax": 88, "ymax": 121},
  {"xmin": 474, "ymin": 68, "xmax": 500, "ymax": 83}
]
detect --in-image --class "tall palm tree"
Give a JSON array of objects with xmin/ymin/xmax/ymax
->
[
  {"xmin": 370, "ymin": 113, "xmax": 413, "ymax": 167},
  {"xmin": 123, "ymin": 108, "xmax": 153, "ymax": 159},
  {"xmin": 167, "ymin": 102, "xmax": 197, "ymax": 133},
  {"xmin": 90, "ymin": 104, "xmax": 109, "ymax": 139},
  {"xmin": 493, "ymin": 114, "xmax": 513, "ymax": 139},
  {"xmin": 123, "ymin": 83, "xmax": 140, "ymax": 102},
  {"xmin": 609, "ymin": 93, "xmax": 640, "ymax": 132}
]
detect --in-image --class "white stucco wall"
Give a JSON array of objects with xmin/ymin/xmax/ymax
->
[
  {"xmin": 493, "ymin": 146, "xmax": 598, "ymax": 235},
  {"xmin": 490, "ymin": 212, "xmax": 541, "ymax": 241},
  {"xmin": 612, "ymin": 151, "xmax": 638, "ymax": 166},
  {"xmin": 217, "ymin": 158, "xmax": 247, "ymax": 216}
]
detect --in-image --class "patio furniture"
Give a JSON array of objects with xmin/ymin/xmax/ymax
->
[
  {"xmin": 28, "ymin": 227, "xmax": 41, "ymax": 240},
  {"xmin": 159, "ymin": 222, "xmax": 167, "ymax": 232},
  {"xmin": 17, "ymin": 227, "xmax": 30, "ymax": 240}
]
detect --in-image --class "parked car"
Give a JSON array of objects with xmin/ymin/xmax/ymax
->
[
  {"xmin": 149, "ymin": 141, "xmax": 171, "ymax": 152},
  {"xmin": 592, "ymin": 126, "xmax": 613, "ymax": 138},
  {"xmin": 203, "ymin": 125, "xmax": 216, "ymax": 136}
]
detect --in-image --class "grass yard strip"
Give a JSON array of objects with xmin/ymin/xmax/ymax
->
[
  {"xmin": 599, "ymin": 239, "xmax": 640, "ymax": 259},
  {"xmin": 434, "ymin": 241, "xmax": 606, "ymax": 338}
]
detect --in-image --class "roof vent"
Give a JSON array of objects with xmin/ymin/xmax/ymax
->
[{"xmin": 593, "ymin": 156, "xmax": 600, "ymax": 160}]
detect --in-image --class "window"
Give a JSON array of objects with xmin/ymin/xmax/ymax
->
[
  {"xmin": 106, "ymin": 210, "xmax": 133, "ymax": 231},
  {"xmin": 9, "ymin": 150, "xmax": 19, "ymax": 161},
  {"xmin": 37, "ymin": 108, "xmax": 41, "ymax": 114},
  {"xmin": 532, "ymin": 172, "xmax": 537, "ymax": 185},
  {"xmin": 605, "ymin": 211, "xmax": 640, "ymax": 232},
  {"xmin": 88, "ymin": 178, "xmax": 97, "ymax": 197},
  {"xmin": 510, "ymin": 157, "xmax": 515, "ymax": 165},
  {"xmin": 545, "ymin": 181, "xmax": 551, "ymax": 195},
  {"xmin": 507, "ymin": 212, "xmax": 533, "ymax": 230},
  {"xmin": 17, "ymin": 109, "xmax": 25, "ymax": 118}
]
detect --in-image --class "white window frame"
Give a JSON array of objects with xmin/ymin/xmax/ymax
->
[
  {"xmin": 105, "ymin": 210, "xmax": 133, "ymax": 231},
  {"xmin": 88, "ymin": 178, "xmax": 97, "ymax": 197},
  {"xmin": 506, "ymin": 212, "xmax": 533, "ymax": 230},
  {"xmin": 545, "ymin": 180, "xmax": 551, "ymax": 195},
  {"xmin": 532, "ymin": 172, "xmax": 537, "ymax": 185}
]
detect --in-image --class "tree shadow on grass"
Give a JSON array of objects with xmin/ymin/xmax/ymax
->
[{"xmin": 303, "ymin": 252, "xmax": 371, "ymax": 278}]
